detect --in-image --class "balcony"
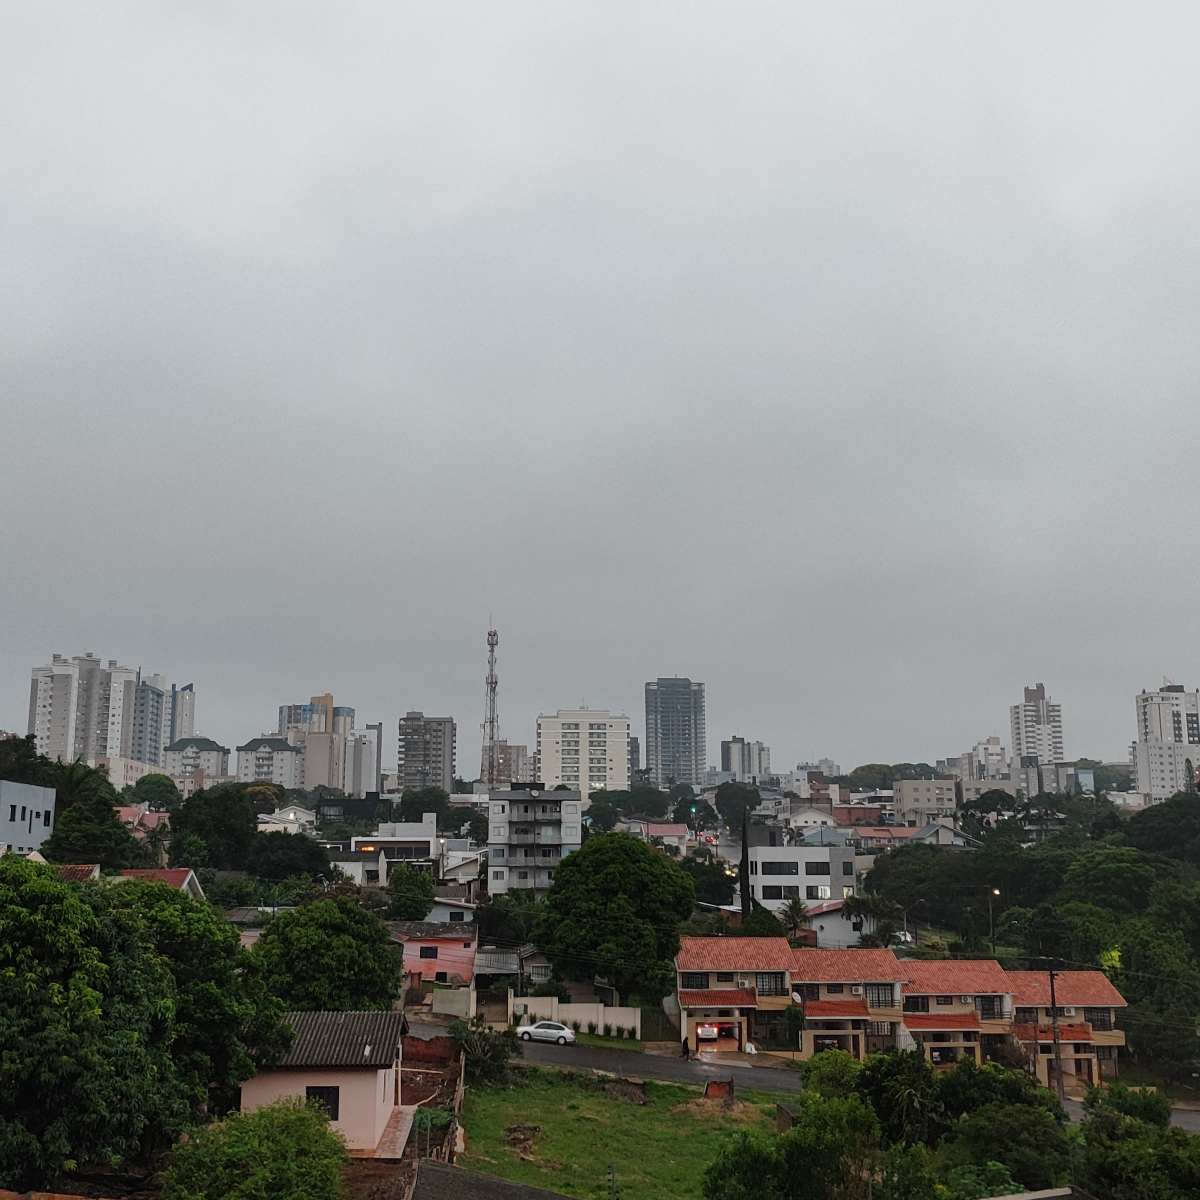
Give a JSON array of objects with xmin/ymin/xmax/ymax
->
[{"xmin": 533, "ymin": 809, "xmax": 564, "ymax": 822}]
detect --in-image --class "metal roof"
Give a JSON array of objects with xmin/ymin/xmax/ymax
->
[{"xmin": 277, "ymin": 1010, "xmax": 405, "ymax": 1069}]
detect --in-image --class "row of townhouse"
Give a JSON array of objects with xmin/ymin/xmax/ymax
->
[{"xmin": 675, "ymin": 938, "xmax": 1127, "ymax": 1092}]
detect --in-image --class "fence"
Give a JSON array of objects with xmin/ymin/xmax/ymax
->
[
  {"xmin": 508, "ymin": 992, "xmax": 642, "ymax": 1037},
  {"xmin": 431, "ymin": 983, "xmax": 475, "ymax": 1020}
]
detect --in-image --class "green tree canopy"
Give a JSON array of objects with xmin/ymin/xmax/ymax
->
[
  {"xmin": 126, "ymin": 772, "xmax": 183, "ymax": 810},
  {"xmin": 253, "ymin": 896, "xmax": 400, "ymax": 1010},
  {"xmin": 476, "ymin": 891, "xmax": 545, "ymax": 946},
  {"xmin": 387, "ymin": 862, "xmax": 435, "ymax": 919},
  {"xmin": 40, "ymin": 787, "xmax": 144, "ymax": 868},
  {"xmin": 1126, "ymin": 791, "xmax": 1200, "ymax": 861},
  {"xmin": 678, "ymin": 852, "xmax": 735, "ymax": 905},
  {"xmin": 538, "ymin": 832, "xmax": 694, "ymax": 999},
  {"xmin": 396, "ymin": 786, "xmax": 451, "ymax": 827},
  {"xmin": 0, "ymin": 733, "xmax": 55, "ymax": 786},
  {"xmin": 244, "ymin": 831, "xmax": 331, "ymax": 881},
  {"xmin": 742, "ymin": 901, "xmax": 786, "ymax": 936},
  {"xmin": 714, "ymin": 781, "xmax": 760, "ymax": 831},
  {"xmin": 169, "ymin": 783, "xmax": 259, "ymax": 870},
  {"xmin": 0, "ymin": 856, "xmax": 191, "ymax": 1190},
  {"xmin": 854, "ymin": 1051, "xmax": 944, "ymax": 1146},
  {"xmin": 161, "ymin": 1098, "xmax": 345, "ymax": 1200},
  {"xmin": 938, "ymin": 1102, "xmax": 1071, "ymax": 1191}
]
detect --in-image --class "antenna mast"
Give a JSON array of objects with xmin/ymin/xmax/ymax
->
[{"xmin": 482, "ymin": 625, "xmax": 500, "ymax": 787}]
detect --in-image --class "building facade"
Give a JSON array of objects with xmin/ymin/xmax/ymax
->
[
  {"xmin": 486, "ymin": 787, "xmax": 583, "ymax": 895},
  {"xmin": 1131, "ymin": 684, "xmax": 1200, "ymax": 802},
  {"xmin": 644, "ymin": 677, "xmax": 706, "ymax": 788},
  {"xmin": 742, "ymin": 826, "xmax": 856, "ymax": 911},
  {"xmin": 535, "ymin": 709, "xmax": 630, "ymax": 794},
  {"xmin": 397, "ymin": 712, "xmax": 456, "ymax": 792},
  {"xmin": 892, "ymin": 778, "xmax": 957, "ymax": 826},
  {"xmin": 164, "ymin": 736, "xmax": 231, "ymax": 779},
  {"xmin": 486, "ymin": 740, "xmax": 532, "ymax": 786},
  {"xmin": 0, "ymin": 780, "xmax": 56, "ymax": 855},
  {"xmin": 236, "ymin": 736, "xmax": 305, "ymax": 788},
  {"xmin": 720, "ymin": 735, "xmax": 771, "ymax": 783},
  {"xmin": 1010, "ymin": 683, "xmax": 1064, "ymax": 766}
]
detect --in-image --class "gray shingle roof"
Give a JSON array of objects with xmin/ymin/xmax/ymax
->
[
  {"xmin": 165, "ymin": 736, "xmax": 229, "ymax": 752},
  {"xmin": 277, "ymin": 1010, "xmax": 405, "ymax": 1069},
  {"xmin": 236, "ymin": 736, "xmax": 300, "ymax": 753},
  {"xmin": 413, "ymin": 1162, "xmax": 572, "ymax": 1200},
  {"xmin": 387, "ymin": 921, "xmax": 479, "ymax": 941}
]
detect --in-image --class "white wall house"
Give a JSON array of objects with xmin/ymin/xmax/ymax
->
[
  {"xmin": 1, "ymin": 781, "xmax": 56, "ymax": 855},
  {"xmin": 741, "ymin": 829, "xmax": 856, "ymax": 912}
]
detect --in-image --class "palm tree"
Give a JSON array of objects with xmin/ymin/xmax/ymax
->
[
  {"xmin": 46, "ymin": 758, "xmax": 116, "ymax": 820},
  {"xmin": 780, "ymin": 896, "xmax": 809, "ymax": 938},
  {"xmin": 141, "ymin": 821, "xmax": 171, "ymax": 866}
]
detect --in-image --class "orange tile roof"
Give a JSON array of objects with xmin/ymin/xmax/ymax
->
[
  {"xmin": 645, "ymin": 822, "xmax": 689, "ymax": 838},
  {"xmin": 678, "ymin": 988, "xmax": 756, "ymax": 1008},
  {"xmin": 804, "ymin": 999, "xmax": 869, "ymax": 1017},
  {"xmin": 118, "ymin": 868, "xmax": 194, "ymax": 889},
  {"xmin": 901, "ymin": 959, "xmax": 1012, "ymax": 995},
  {"xmin": 676, "ymin": 936, "xmax": 795, "ymax": 971},
  {"xmin": 791, "ymin": 948, "xmax": 907, "ymax": 982},
  {"xmin": 1006, "ymin": 970, "xmax": 1127, "ymax": 1009},
  {"xmin": 1013, "ymin": 1022, "xmax": 1096, "ymax": 1042},
  {"xmin": 903, "ymin": 1012, "xmax": 981, "ymax": 1031},
  {"xmin": 53, "ymin": 863, "xmax": 100, "ymax": 882}
]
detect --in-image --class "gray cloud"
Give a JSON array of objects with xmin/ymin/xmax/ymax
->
[{"xmin": 3, "ymin": 2, "xmax": 1199, "ymax": 772}]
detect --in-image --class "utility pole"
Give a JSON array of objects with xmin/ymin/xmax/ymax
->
[{"xmin": 1048, "ymin": 966, "xmax": 1067, "ymax": 1104}]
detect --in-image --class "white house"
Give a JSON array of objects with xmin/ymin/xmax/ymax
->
[{"xmin": 740, "ymin": 826, "xmax": 856, "ymax": 914}]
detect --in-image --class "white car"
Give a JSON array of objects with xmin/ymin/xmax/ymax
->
[
  {"xmin": 516, "ymin": 1020, "xmax": 576, "ymax": 1045},
  {"xmin": 695, "ymin": 1024, "xmax": 719, "ymax": 1041}
]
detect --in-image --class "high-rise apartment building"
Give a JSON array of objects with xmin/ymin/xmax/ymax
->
[
  {"xmin": 645, "ymin": 677, "xmax": 706, "ymax": 788},
  {"xmin": 342, "ymin": 727, "xmax": 381, "ymax": 798},
  {"xmin": 536, "ymin": 709, "xmax": 630, "ymax": 794},
  {"xmin": 397, "ymin": 712, "xmax": 456, "ymax": 792},
  {"xmin": 720, "ymin": 735, "xmax": 771, "ymax": 783},
  {"xmin": 1009, "ymin": 683, "xmax": 1064, "ymax": 766},
  {"xmin": 487, "ymin": 740, "xmax": 532, "ymax": 786},
  {"xmin": 236, "ymin": 736, "xmax": 305, "ymax": 788},
  {"xmin": 28, "ymin": 653, "xmax": 194, "ymax": 767},
  {"xmin": 487, "ymin": 787, "xmax": 583, "ymax": 895},
  {"xmin": 164, "ymin": 736, "xmax": 231, "ymax": 779},
  {"xmin": 629, "ymin": 735, "xmax": 641, "ymax": 781},
  {"xmin": 1132, "ymin": 683, "xmax": 1200, "ymax": 802}
]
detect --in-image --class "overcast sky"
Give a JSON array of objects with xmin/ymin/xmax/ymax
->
[{"xmin": 3, "ymin": 3, "xmax": 1199, "ymax": 775}]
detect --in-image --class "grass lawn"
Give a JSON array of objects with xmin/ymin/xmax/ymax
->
[
  {"xmin": 1113, "ymin": 1062, "xmax": 1200, "ymax": 1104},
  {"xmin": 576, "ymin": 1032, "xmax": 643, "ymax": 1052},
  {"xmin": 459, "ymin": 1069, "xmax": 777, "ymax": 1200}
]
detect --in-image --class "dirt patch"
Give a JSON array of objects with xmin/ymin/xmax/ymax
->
[
  {"xmin": 600, "ymin": 1079, "xmax": 648, "ymax": 1104},
  {"xmin": 671, "ymin": 1098, "xmax": 763, "ymax": 1123},
  {"xmin": 504, "ymin": 1124, "xmax": 543, "ymax": 1158}
]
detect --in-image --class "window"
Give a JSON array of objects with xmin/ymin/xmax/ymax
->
[
  {"xmin": 762, "ymin": 886, "xmax": 783, "ymax": 900},
  {"xmin": 306, "ymin": 1086, "xmax": 340, "ymax": 1120},
  {"xmin": 827, "ymin": 983, "xmax": 844, "ymax": 994},
  {"xmin": 936, "ymin": 996, "xmax": 954, "ymax": 1006},
  {"xmin": 756, "ymin": 973, "xmax": 788, "ymax": 996},
  {"xmin": 419, "ymin": 946, "xmax": 438, "ymax": 959},
  {"xmin": 804, "ymin": 861, "xmax": 830, "ymax": 875},
  {"xmin": 492, "ymin": 870, "xmax": 504, "ymax": 880},
  {"xmin": 800, "ymin": 983, "xmax": 820, "ymax": 1001},
  {"xmin": 842, "ymin": 861, "xmax": 854, "ymax": 875},
  {"xmin": 716, "ymin": 972, "xmax": 735, "ymax": 982},
  {"xmin": 436, "ymin": 971, "xmax": 448, "ymax": 983},
  {"xmin": 448, "ymin": 911, "xmax": 464, "ymax": 922},
  {"xmin": 682, "ymin": 972, "xmax": 709, "ymax": 989},
  {"xmin": 761, "ymin": 861, "xmax": 799, "ymax": 875},
  {"xmin": 904, "ymin": 995, "xmax": 929, "ymax": 1013},
  {"xmin": 7, "ymin": 806, "xmax": 13, "ymax": 822},
  {"xmin": 805, "ymin": 885, "xmax": 830, "ymax": 900}
]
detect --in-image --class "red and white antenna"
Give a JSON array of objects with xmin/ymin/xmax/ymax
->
[{"xmin": 481, "ymin": 624, "xmax": 500, "ymax": 787}]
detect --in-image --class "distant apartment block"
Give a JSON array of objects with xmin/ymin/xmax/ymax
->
[
  {"xmin": 628, "ymin": 735, "xmax": 640, "ymax": 780},
  {"xmin": 487, "ymin": 740, "xmax": 532, "ymax": 785},
  {"xmin": 487, "ymin": 787, "xmax": 583, "ymax": 895},
  {"xmin": 397, "ymin": 712, "xmax": 456, "ymax": 792},
  {"xmin": 893, "ymin": 778, "xmax": 957, "ymax": 826},
  {"xmin": 536, "ymin": 709, "xmax": 630, "ymax": 794},
  {"xmin": 721, "ymin": 735, "xmax": 770, "ymax": 783},
  {"xmin": 165, "ymin": 736, "xmax": 231, "ymax": 780},
  {"xmin": 1132, "ymin": 683, "xmax": 1200, "ymax": 802},
  {"xmin": 1010, "ymin": 683, "xmax": 1064, "ymax": 766},
  {"xmin": 645, "ymin": 677, "xmax": 706, "ymax": 788},
  {"xmin": 236, "ymin": 736, "xmax": 305, "ymax": 788}
]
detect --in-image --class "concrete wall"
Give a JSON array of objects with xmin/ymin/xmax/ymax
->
[
  {"xmin": 240, "ymin": 1065, "xmax": 394, "ymax": 1150},
  {"xmin": 432, "ymin": 984, "xmax": 475, "ymax": 1019},
  {"xmin": 0, "ymin": 780, "xmax": 56, "ymax": 855},
  {"xmin": 509, "ymin": 993, "xmax": 642, "ymax": 1037}
]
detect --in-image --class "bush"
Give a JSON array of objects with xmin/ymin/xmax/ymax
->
[
  {"xmin": 162, "ymin": 1098, "xmax": 344, "ymax": 1200},
  {"xmin": 587, "ymin": 1022, "xmax": 597, "ymax": 1035},
  {"xmin": 451, "ymin": 1016, "xmax": 522, "ymax": 1084},
  {"xmin": 603, "ymin": 1023, "xmax": 613, "ymax": 1037},
  {"xmin": 1083, "ymin": 1082, "xmax": 1171, "ymax": 1128},
  {"xmin": 570, "ymin": 1020, "xmax": 582, "ymax": 1033}
]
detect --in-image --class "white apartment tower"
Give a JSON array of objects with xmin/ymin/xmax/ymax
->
[
  {"xmin": 535, "ymin": 709, "xmax": 630, "ymax": 794},
  {"xmin": 1009, "ymin": 683, "xmax": 1064, "ymax": 766},
  {"xmin": 1132, "ymin": 683, "xmax": 1200, "ymax": 802},
  {"xmin": 721, "ymin": 736, "xmax": 771, "ymax": 783},
  {"xmin": 487, "ymin": 787, "xmax": 583, "ymax": 895}
]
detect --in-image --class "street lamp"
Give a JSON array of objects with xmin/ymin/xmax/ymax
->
[{"xmin": 988, "ymin": 887, "xmax": 1001, "ymax": 957}]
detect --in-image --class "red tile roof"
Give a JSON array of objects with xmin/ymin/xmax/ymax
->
[
  {"xmin": 53, "ymin": 863, "xmax": 100, "ymax": 882},
  {"xmin": 118, "ymin": 868, "xmax": 194, "ymax": 889},
  {"xmin": 791, "ymin": 948, "xmax": 907, "ymax": 982},
  {"xmin": 1006, "ymin": 970, "xmax": 1127, "ymax": 1009},
  {"xmin": 903, "ymin": 1012, "xmax": 981, "ymax": 1031},
  {"xmin": 901, "ymin": 959, "xmax": 1012, "ymax": 995},
  {"xmin": 804, "ymin": 999, "xmax": 869, "ymax": 1017},
  {"xmin": 1013, "ymin": 1022, "xmax": 1096, "ymax": 1042},
  {"xmin": 645, "ymin": 823, "xmax": 689, "ymax": 838},
  {"xmin": 676, "ymin": 936, "xmax": 795, "ymax": 971},
  {"xmin": 678, "ymin": 988, "xmax": 756, "ymax": 1008}
]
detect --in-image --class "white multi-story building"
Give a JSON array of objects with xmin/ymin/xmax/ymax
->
[
  {"xmin": 1132, "ymin": 684, "xmax": 1200, "ymax": 802},
  {"xmin": 236, "ymin": 736, "xmax": 305, "ymax": 788},
  {"xmin": 940, "ymin": 736, "xmax": 1008, "ymax": 782},
  {"xmin": 535, "ymin": 709, "xmax": 630, "ymax": 794},
  {"xmin": 893, "ymin": 778, "xmax": 957, "ymax": 826},
  {"xmin": 487, "ymin": 787, "xmax": 583, "ymax": 895},
  {"xmin": 165, "ymin": 736, "xmax": 231, "ymax": 779},
  {"xmin": 721, "ymin": 736, "xmax": 771, "ymax": 783},
  {"xmin": 645, "ymin": 677, "xmax": 706, "ymax": 788},
  {"xmin": 741, "ymin": 826, "xmax": 857, "ymax": 912},
  {"xmin": 342, "ymin": 727, "xmax": 381, "ymax": 798},
  {"xmin": 1010, "ymin": 683, "xmax": 1064, "ymax": 766},
  {"xmin": 1, "ymin": 780, "xmax": 57, "ymax": 855}
]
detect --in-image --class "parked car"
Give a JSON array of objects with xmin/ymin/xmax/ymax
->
[
  {"xmin": 516, "ymin": 1020, "xmax": 576, "ymax": 1045},
  {"xmin": 695, "ymin": 1023, "xmax": 719, "ymax": 1041}
]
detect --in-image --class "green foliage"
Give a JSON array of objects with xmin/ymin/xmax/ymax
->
[
  {"xmin": 702, "ymin": 1093, "xmax": 879, "ymax": 1200},
  {"xmin": 803, "ymin": 1049, "xmax": 862, "ymax": 1098},
  {"xmin": 386, "ymin": 861, "xmax": 435, "ymax": 919},
  {"xmin": 170, "ymin": 784, "xmax": 259, "ymax": 870},
  {"xmin": 937, "ymin": 1102, "xmax": 1071, "ymax": 1190},
  {"xmin": 588, "ymin": 787, "xmax": 672, "ymax": 819},
  {"xmin": 396, "ymin": 786, "xmax": 452, "ymax": 828},
  {"xmin": 161, "ymin": 1098, "xmax": 345, "ymax": 1200},
  {"xmin": 1084, "ymin": 1082, "xmax": 1171, "ymax": 1129},
  {"xmin": 1126, "ymin": 791, "xmax": 1200, "ymax": 862},
  {"xmin": 679, "ymin": 853, "xmax": 735, "ymax": 905},
  {"xmin": 244, "ymin": 831, "xmax": 331, "ymax": 881},
  {"xmin": 854, "ymin": 1051, "xmax": 944, "ymax": 1146},
  {"xmin": 779, "ymin": 896, "xmax": 809, "ymax": 937},
  {"xmin": 253, "ymin": 897, "xmax": 400, "ymax": 1010},
  {"xmin": 877, "ymin": 1143, "xmax": 937, "ymax": 1200},
  {"xmin": 0, "ymin": 733, "xmax": 56, "ymax": 786},
  {"xmin": 938, "ymin": 1162, "xmax": 1020, "ymax": 1200},
  {"xmin": 714, "ymin": 781, "xmax": 760, "ymax": 831},
  {"xmin": 0, "ymin": 855, "xmax": 191, "ymax": 1190},
  {"xmin": 538, "ymin": 832, "xmax": 694, "ymax": 999},
  {"xmin": 476, "ymin": 891, "xmax": 545, "ymax": 947},
  {"xmin": 742, "ymin": 901, "xmax": 786, "ymax": 936},
  {"xmin": 1077, "ymin": 1093, "xmax": 1200, "ymax": 1200},
  {"xmin": 841, "ymin": 763, "xmax": 941, "ymax": 791},
  {"xmin": 467, "ymin": 810, "xmax": 489, "ymax": 843},
  {"xmin": 935, "ymin": 1058, "xmax": 1064, "ymax": 1124},
  {"xmin": 41, "ymin": 785, "xmax": 144, "ymax": 869},
  {"xmin": 126, "ymin": 772, "xmax": 182, "ymax": 810},
  {"xmin": 450, "ymin": 1016, "xmax": 521, "ymax": 1084},
  {"xmin": 102, "ymin": 878, "xmax": 290, "ymax": 1113}
]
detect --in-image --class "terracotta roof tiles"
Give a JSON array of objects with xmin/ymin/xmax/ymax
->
[
  {"xmin": 900, "ymin": 959, "xmax": 1012, "ymax": 995},
  {"xmin": 678, "ymin": 988, "xmax": 756, "ymax": 1008},
  {"xmin": 1006, "ymin": 970, "xmax": 1127, "ymax": 1009},
  {"xmin": 791, "ymin": 948, "xmax": 907, "ymax": 982},
  {"xmin": 676, "ymin": 936, "xmax": 795, "ymax": 971}
]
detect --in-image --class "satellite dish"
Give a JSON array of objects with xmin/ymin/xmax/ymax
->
[{"xmin": 791, "ymin": 992, "xmax": 805, "ymax": 1004}]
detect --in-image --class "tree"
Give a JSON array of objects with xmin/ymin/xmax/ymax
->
[
  {"xmin": 939, "ymin": 1163, "xmax": 1020, "ymax": 1200},
  {"xmin": 102, "ymin": 878, "xmax": 290, "ymax": 1114},
  {"xmin": 854, "ymin": 1051, "xmax": 944, "ymax": 1146},
  {"xmin": 476, "ymin": 891, "xmax": 545, "ymax": 946},
  {"xmin": 396, "ymin": 786, "xmax": 451, "ymax": 828},
  {"xmin": 715, "ymin": 781, "xmax": 760, "ymax": 832},
  {"xmin": 804, "ymin": 1049, "xmax": 862, "ymax": 1098},
  {"xmin": 161, "ymin": 1098, "xmax": 345, "ymax": 1200},
  {"xmin": 450, "ymin": 1016, "xmax": 522, "ymax": 1084},
  {"xmin": 244, "ymin": 831, "xmax": 331, "ymax": 881},
  {"xmin": 1083, "ymin": 1081, "xmax": 1171, "ymax": 1129},
  {"xmin": 127, "ymin": 772, "xmax": 182, "ymax": 810},
  {"xmin": 585, "ymin": 798, "xmax": 621, "ymax": 833},
  {"xmin": 936, "ymin": 1058, "xmax": 1064, "ymax": 1125},
  {"xmin": 253, "ymin": 897, "xmax": 400, "ymax": 1010},
  {"xmin": 0, "ymin": 856, "xmax": 191, "ymax": 1190},
  {"xmin": 1126, "ymin": 792, "xmax": 1200, "ymax": 862},
  {"xmin": 679, "ymin": 853, "xmax": 735, "ymax": 905},
  {"xmin": 877, "ymin": 1144, "xmax": 937, "ymax": 1200},
  {"xmin": 1077, "ymin": 1093, "xmax": 1200, "ymax": 1200},
  {"xmin": 387, "ymin": 862, "xmax": 435, "ymax": 919},
  {"xmin": 44, "ymin": 757, "xmax": 119, "ymax": 817},
  {"xmin": 40, "ymin": 788, "xmax": 144, "ymax": 868},
  {"xmin": 743, "ymin": 901, "xmax": 786, "ymax": 936},
  {"xmin": 537, "ymin": 832, "xmax": 694, "ymax": 999},
  {"xmin": 938, "ymin": 1102, "xmax": 1071, "ymax": 1190},
  {"xmin": 170, "ymin": 784, "xmax": 259, "ymax": 870},
  {"xmin": 467, "ymin": 810, "xmax": 489, "ymax": 843},
  {"xmin": 780, "ymin": 896, "xmax": 809, "ymax": 937},
  {"xmin": 0, "ymin": 733, "xmax": 54, "ymax": 786}
]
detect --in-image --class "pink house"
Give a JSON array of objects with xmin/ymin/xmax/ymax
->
[
  {"xmin": 240, "ymin": 1010, "xmax": 407, "ymax": 1153},
  {"xmin": 389, "ymin": 921, "xmax": 477, "ymax": 986}
]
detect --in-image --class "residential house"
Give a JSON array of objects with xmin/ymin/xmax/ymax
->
[
  {"xmin": 620, "ymin": 819, "xmax": 690, "ymax": 855},
  {"xmin": 791, "ymin": 948, "xmax": 908, "ymax": 1058},
  {"xmin": 115, "ymin": 866, "xmax": 206, "ymax": 902},
  {"xmin": 240, "ymin": 1010, "xmax": 406, "ymax": 1153},
  {"xmin": 741, "ymin": 825, "xmax": 856, "ymax": 914},
  {"xmin": 389, "ymin": 921, "xmax": 478, "ymax": 987},
  {"xmin": 674, "ymin": 936, "xmax": 796, "ymax": 1052},
  {"xmin": 1007, "ymin": 970, "xmax": 1127, "ymax": 1090},
  {"xmin": 50, "ymin": 860, "xmax": 101, "ymax": 882},
  {"xmin": 799, "ymin": 898, "xmax": 875, "ymax": 949},
  {"xmin": 258, "ymin": 804, "xmax": 317, "ymax": 834},
  {"xmin": 832, "ymin": 804, "xmax": 884, "ymax": 826},
  {"xmin": 0, "ymin": 779, "xmax": 56, "ymax": 855},
  {"xmin": 783, "ymin": 806, "xmax": 837, "ymax": 833},
  {"xmin": 487, "ymin": 787, "xmax": 583, "ymax": 896},
  {"xmin": 351, "ymin": 814, "xmax": 441, "ymax": 883},
  {"xmin": 329, "ymin": 848, "xmax": 387, "ymax": 887},
  {"xmin": 429, "ymin": 896, "xmax": 476, "ymax": 923},
  {"xmin": 900, "ymin": 959, "xmax": 1015, "ymax": 1067},
  {"xmin": 892, "ymin": 778, "xmax": 957, "ymax": 826}
]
